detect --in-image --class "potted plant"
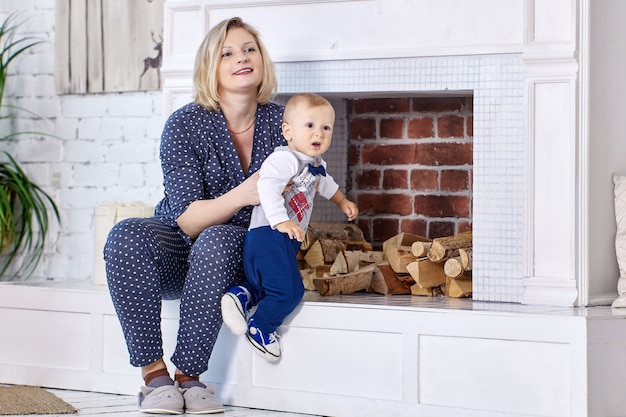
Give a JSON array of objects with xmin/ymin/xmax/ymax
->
[{"xmin": 0, "ymin": 12, "xmax": 60, "ymax": 280}]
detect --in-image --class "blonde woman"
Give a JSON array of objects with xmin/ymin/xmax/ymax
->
[{"xmin": 104, "ymin": 17, "xmax": 285, "ymax": 414}]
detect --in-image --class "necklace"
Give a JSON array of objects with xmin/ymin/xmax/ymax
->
[{"xmin": 227, "ymin": 118, "xmax": 255, "ymax": 134}]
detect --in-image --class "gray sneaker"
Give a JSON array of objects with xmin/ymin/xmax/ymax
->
[
  {"xmin": 182, "ymin": 384, "xmax": 225, "ymax": 414},
  {"xmin": 138, "ymin": 382, "xmax": 184, "ymax": 414}
]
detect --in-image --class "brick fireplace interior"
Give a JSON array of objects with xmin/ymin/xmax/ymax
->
[
  {"xmin": 301, "ymin": 95, "xmax": 473, "ymax": 250},
  {"xmin": 347, "ymin": 96, "xmax": 473, "ymax": 248}
]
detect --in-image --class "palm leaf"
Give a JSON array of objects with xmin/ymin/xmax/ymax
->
[
  {"xmin": 0, "ymin": 151, "xmax": 60, "ymax": 279},
  {"xmin": 0, "ymin": 13, "xmax": 42, "ymax": 109},
  {"xmin": 0, "ymin": 12, "xmax": 59, "ymax": 280}
]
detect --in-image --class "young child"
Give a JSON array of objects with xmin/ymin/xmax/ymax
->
[{"xmin": 221, "ymin": 93, "xmax": 358, "ymax": 361}]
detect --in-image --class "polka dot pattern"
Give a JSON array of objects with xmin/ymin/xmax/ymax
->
[
  {"xmin": 104, "ymin": 102, "xmax": 285, "ymax": 376},
  {"xmin": 154, "ymin": 102, "xmax": 286, "ymax": 237}
]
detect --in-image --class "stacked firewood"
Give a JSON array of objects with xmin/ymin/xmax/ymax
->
[
  {"xmin": 396, "ymin": 231, "xmax": 473, "ymax": 298},
  {"xmin": 298, "ymin": 222, "xmax": 473, "ymax": 298}
]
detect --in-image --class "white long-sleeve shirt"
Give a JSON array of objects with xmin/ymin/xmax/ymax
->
[{"xmin": 249, "ymin": 146, "xmax": 339, "ymax": 231}]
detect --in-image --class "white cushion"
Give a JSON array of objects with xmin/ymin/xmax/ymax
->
[{"xmin": 612, "ymin": 174, "xmax": 626, "ymax": 307}]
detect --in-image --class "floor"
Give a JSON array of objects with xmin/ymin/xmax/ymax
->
[{"xmin": 10, "ymin": 388, "xmax": 323, "ymax": 417}]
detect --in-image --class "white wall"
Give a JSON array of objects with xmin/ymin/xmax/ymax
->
[
  {"xmin": 587, "ymin": 0, "xmax": 626, "ymax": 301},
  {"xmin": 0, "ymin": 0, "xmax": 168, "ymax": 281}
]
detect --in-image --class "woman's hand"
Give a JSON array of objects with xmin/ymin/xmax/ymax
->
[
  {"xmin": 176, "ymin": 172, "xmax": 261, "ymax": 238},
  {"xmin": 237, "ymin": 171, "xmax": 261, "ymax": 207}
]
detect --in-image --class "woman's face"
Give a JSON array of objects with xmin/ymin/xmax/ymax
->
[{"xmin": 217, "ymin": 27, "xmax": 264, "ymax": 96}]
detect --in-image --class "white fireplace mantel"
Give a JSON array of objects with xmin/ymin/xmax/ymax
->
[{"xmin": 162, "ymin": 0, "xmax": 621, "ymax": 308}]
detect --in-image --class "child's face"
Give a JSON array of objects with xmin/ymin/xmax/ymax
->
[{"xmin": 282, "ymin": 103, "xmax": 335, "ymax": 158}]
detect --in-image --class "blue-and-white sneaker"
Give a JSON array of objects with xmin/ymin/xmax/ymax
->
[
  {"xmin": 246, "ymin": 317, "xmax": 281, "ymax": 362},
  {"xmin": 220, "ymin": 286, "xmax": 251, "ymax": 335}
]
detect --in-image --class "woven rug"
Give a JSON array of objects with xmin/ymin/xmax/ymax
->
[{"xmin": 0, "ymin": 385, "xmax": 77, "ymax": 415}]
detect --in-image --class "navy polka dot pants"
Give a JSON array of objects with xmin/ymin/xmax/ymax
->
[{"xmin": 104, "ymin": 217, "xmax": 246, "ymax": 376}]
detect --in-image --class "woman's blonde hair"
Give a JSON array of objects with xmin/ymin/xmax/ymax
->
[{"xmin": 193, "ymin": 17, "xmax": 278, "ymax": 111}]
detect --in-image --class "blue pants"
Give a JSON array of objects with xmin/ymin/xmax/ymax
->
[
  {"xmin": 104, "ymin": 217, "xmax": 246, "ymax": 376},
  {"xmin": 241, "ymin": 226, "xmax": 305, "ymax": 333}
]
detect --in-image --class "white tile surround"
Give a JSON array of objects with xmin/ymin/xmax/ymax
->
[{"xmin": 274, "ymin": 55, "xmax": 526, "ymax": 303}]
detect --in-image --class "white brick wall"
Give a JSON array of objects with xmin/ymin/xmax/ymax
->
[{"xmin": 1, "ymin": 2, "xmax": 166, "ymax": 281}]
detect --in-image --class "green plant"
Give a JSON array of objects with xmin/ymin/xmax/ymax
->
[{"xmin": 0, "ymin": 12, "xmax": 60, "ymax": 280}]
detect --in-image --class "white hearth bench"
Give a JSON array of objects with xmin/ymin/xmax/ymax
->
[{"xmin": 1, "ymin": 281, "xmax": 626, "ymax": 417}]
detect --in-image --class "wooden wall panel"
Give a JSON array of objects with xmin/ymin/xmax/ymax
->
[{"xmin": 56, "ymin": 0, "xmax": 163, "ymax": 93}]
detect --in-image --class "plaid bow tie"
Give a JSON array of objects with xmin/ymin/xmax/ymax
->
[{"xmin": 308, "ymin": 163, "xmax": 326, "ymax": 177}]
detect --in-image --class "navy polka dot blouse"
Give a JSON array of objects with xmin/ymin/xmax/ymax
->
[{"xmin": 153, "ymin": 101, "xmax": 286, "ymax": 241}]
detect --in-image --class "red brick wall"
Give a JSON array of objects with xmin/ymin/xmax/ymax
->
[{"xmin": 346, "ymin": 97, "xmax": 473, "ymax": 248}]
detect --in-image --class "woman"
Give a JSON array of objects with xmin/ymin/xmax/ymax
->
[{"xmin": 104, "ymin": 17, "xmax": 286, "ymax": 415}]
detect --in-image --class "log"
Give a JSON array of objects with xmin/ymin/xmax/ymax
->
[
  {"xmin": 302, "ymin": 222, "xmax": 365, "ymax": 251},
  {"xmin": 330, "ymin": 250, "xmax": 384, "ymax": 275},
  {"xmin": 406, "ymin": 259, "xmax": 446, "ymax": 288},
  {"xmin": 303, "ymin": 238, "xmax": 346, "ymax": 267},
  {"xmin": 329, "ymin": 251, "xmax": 348, "ymax": 276},
  {"xmin": 300, "ymin": 265, "xmax": 331, "ymax": 291},
  {"xmin": 446, "ymin": 274, "xmax": 472, "ymax": 298},
  {"xmin": 369, "ymin": 262, "xmax": 414, "ymax": 295},
  {"xmin": 427, "ymin": 231, "xmax": 473, "ymax": 263},
  {"xmin": 443, "ymin": 248, "xmax": 472, "ymax": 278},
  {"xmin": 382, "ymin": 236, "xmax": 417, "ymax": 273},
  {"xmin": 444, "ymin": 256, "xmax": 464, "ymax": 278},
  {"xmin": 410, "ymin": 284, "xmax": 434, "ymax": 296},
  {"xmin": 459, "ymin": 248, "xmax": 472, "ymax": 271},
  {"xmin": 382, "ymin": 233, "xmax": 426, "ymax": 254},
  {"xmin": 411, "ymin": 241, "xmax": 432, "ymax": 258},
  {"xmin": 313, "ymin": 264, "xmax": 376, "ymax": 296},
  {"xmin": 385, "ymin": 245, "xmax": 417, "ymax": 274},
  {"xmin": 342, "ymin": 240, "xmax": 374, "ymax": 252},
  {"xmin": 394, "ymin": 232, "xmax": 431, "ymax": 247}
]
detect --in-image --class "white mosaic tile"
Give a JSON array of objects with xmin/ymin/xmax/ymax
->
[{"xmin": 275, "ymin": 54, "xmax": 526, "ymax": 302}]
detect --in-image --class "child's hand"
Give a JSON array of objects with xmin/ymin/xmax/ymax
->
[
  {"xmin": 340, "ymin": 200, "xmax": 359, "ymax": 221},
  {"xmin": 275, "ymin": 220, "xmax": 304, "ymax": 242}
]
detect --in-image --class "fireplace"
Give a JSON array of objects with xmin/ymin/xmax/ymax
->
[
  {"xmin": 163, "ymin": 12, "xmax": 525, "ymax": 303},
  {"xmin": 269, "ymin": 55, "xmax": 523, "ymax": 303},
  {"xmin": 162, "ymin": 0, "xmax": 608, "ymax": 308},
  {"xmin": 343, "ymin": 96, "xmax": 473, "ymax": 244}
]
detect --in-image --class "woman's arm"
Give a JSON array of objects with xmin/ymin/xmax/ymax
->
[
  {"xmin": 176, "ymin": 172, "xmax": 260, "ymax": 238},
  {"xmin": 159, "ymin": 107, "xmax": 259, "ymax": 239}
]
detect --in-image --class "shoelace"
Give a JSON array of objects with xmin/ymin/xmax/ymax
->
[{"xmin": 267, "ymin": 331, "xmax": 281, "ymax": 344}]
